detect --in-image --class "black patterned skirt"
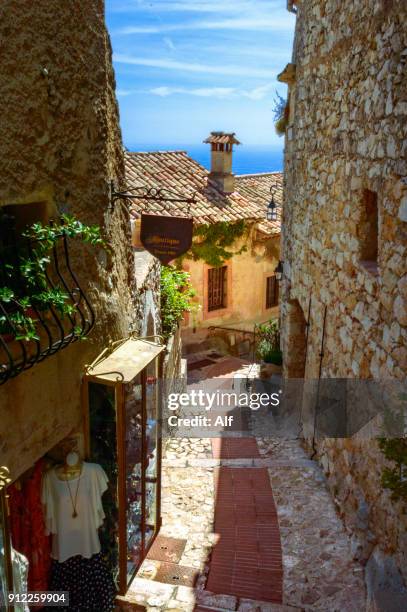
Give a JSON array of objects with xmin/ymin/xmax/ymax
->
[{"xmin": 46, "ymin": 553, "xmax": 115, "ymax": 612}]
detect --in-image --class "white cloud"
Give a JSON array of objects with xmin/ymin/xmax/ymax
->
[
  {"xmin": 111, "ymin": 0, "xmax": 280, "ymax": 14},
  {"xmin": 114, "ymin": 53, "xmax": 279, "ymax": 78},
  {"xmin": 150, "ymin": 86, "xmax": 237, "ymax": 98},
  {"xmin": 242, "ymin": 83, "xmax": 275, "ymax": 100},
  {"xmin": 116, "ymin": 88, "xmax": 136, "ymax": 97},
  {"xmin": 163, "ymin": 37, "xmax": 176, "ymax": 51},
  {"xmin": 148, "ymin": 84, "xmax": 276, "ymax": 100},
  {"xmin": 115, "ymin": 15, "xmax": 295, "ymax": 35}
]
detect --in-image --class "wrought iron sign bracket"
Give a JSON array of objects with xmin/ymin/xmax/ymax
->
[
  {"xmin": 0, "ymin": 466, "xmax": 11, "ymax": 490},
  {"xmin": 110, "ymin": 181, "xmax": 197, "ymax": 216}
]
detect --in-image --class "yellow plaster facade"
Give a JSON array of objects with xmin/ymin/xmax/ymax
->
[{"xmin": 182, "ymin": 231, "xmax": 280, "ymax": 343}]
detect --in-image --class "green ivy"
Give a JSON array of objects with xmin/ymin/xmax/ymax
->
[
  {"xmin": 177, "ymin": 220, "xmax": 248, "ymax": 268},
  {"xmin": 378, "ymin": 436, "xmax": 407, "ymax": 504},
  {"xmin": 160, "ymin": 266, "xmax": 196, "ymax": 341},
  {"xmin": 23, "ymin": 214, "xmax": 106, "ymax": 248},
  {"xmin": 0, "ymin": 215, "xmax": 105, "ymax": 342}
]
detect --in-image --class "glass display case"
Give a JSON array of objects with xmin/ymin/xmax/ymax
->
[{"xmin": 83, "ymin": 338, "xmax": 164, "ymax": 595}]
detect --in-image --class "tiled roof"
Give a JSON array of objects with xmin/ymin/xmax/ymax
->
[
  {"xmin": 124, "ymin": 150, "xmax": 282, "ymax": 235},
  {"xmin": 203, "ymin": 132, "xmax": 241, "ymax": 146},
  {"xmin": 235, "ymin": 172, "xmax": 283, "ymax": 236}
]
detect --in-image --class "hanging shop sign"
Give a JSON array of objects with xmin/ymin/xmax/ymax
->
[{"xmin": 140, "ymin": 213, "xmax": 193, "ymax": 265}]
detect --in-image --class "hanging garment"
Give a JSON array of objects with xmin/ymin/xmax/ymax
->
[
  {"xmin": 0, "ymin": 547, "xmax": 30, "ymax": 612},
  {"xmin": 47, "ymin": 552, "xmax": 115, "ymax": 612},
  {"xmin": 41, "ymin": 462, "xmax": 108, "ymax": 563},
  {"xmin": 8, "ymin": 459, "xmax": 51, "ymax": 592}
]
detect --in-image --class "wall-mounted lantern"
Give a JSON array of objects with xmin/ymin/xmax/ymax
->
[
  {"xmin": 274, "ymin": 260, "xmax": 284, "ymax": 281},
  {"xmin": 267, "ymin": 188, "xmax": 278, "ymax": 222}
]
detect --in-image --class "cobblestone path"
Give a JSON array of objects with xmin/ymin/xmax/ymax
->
[{"xmin": 122, "ymin": 436, "xmax": 367, "ymax": 611}]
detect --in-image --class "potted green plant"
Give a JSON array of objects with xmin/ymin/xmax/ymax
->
[{"xmin": 256, "ymin": 319, "xmax": 283, "ymax": 377}]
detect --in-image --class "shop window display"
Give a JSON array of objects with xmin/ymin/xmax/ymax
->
[
  {"xmin": 84, "ymin": 337, "xmax": 164, "ymax": 595},
  {"xmin": 0, "ymin": 338, "xmax": 163, "ymax": 608},
  {"xmin": 4, "ymin": 437, "xmax": 115, "ymax": 612}
]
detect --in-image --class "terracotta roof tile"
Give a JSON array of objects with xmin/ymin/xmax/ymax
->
[
  {"xmin": 124, "ymin": 151, "xmax": 282, "ymax": 235},
  {"xmin": 203, "ymin": 132, "xmax": 241, "ymax": 145}
]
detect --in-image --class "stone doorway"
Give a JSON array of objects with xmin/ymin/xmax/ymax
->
[{"xmin": 282, "ymin": 299, "xmax": 307, "ymax": 378}]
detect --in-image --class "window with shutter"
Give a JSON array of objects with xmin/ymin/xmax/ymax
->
[
  {"xmin": 266, "ymin": 275, "xmax": 279, "ymax": 309},
  {"xmin": 208, "ymin": 266, "xmax": 227, "ymax": 311}
]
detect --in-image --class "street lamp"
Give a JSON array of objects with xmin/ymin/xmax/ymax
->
[
  {"xmin": 267, "ymin": 187, "xmax": 278, "ymax": 222},
  {"xmin": 274, "ymin": 260, "xmax": 284, "ymax": 281}
]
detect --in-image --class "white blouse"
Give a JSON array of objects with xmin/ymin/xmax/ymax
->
[{"xmin": 41, "ymin": 462, "xmax": 108, "ymax": 563}]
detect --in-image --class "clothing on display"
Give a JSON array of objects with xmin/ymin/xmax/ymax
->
[
  {"xmin": 0, "ymin": 547, "xmax": 30, "ymax": 612},
  {"xmin": 47, "ymin": 553, "xmax": 115, "ymax": 612},
  {"xmin": 8, "ymin": 459, "xmax": 51, "ymax": 592},
  {"xmin": 41, "ymin": 462, "xmax": 108, "ymax": 563}
]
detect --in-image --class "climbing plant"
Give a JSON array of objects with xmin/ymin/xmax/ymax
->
[
  {"xmin": 160, "ymin": 266, "xmax": 197, "ymax": 341},
  {"xmin": 177, "ymin": 220, "xmax": 248, "ymax": 268},
  {"xmin": 378, "ymin": 437, "xmax": 407, "ymax": 504},
  {"xmin": 0, "ymin": 215, "xmax": 106, "ymax": 342},
  {"xmin": 377, "ymin": 391, "xmax": 407, "ymax": 504}
]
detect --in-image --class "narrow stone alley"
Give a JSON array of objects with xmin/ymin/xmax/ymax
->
[{"xmin": 120, "ymin": 361, "xmax": 367, "ymax": 612}]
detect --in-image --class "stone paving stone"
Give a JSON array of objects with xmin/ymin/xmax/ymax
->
[
  {"xmin": 124, "ymin": 434, "xmax": 368, "ymax": 611},
  {"xmin": 267, "ymin": 438, "xmax": 367, "ymax": 611},
  {"xmin": 195, "ymin": 591, "xmax": 238, "ymax": 610},
  {"xmin": 124, "ymin": 577, "xmax": 175, "ymax": 609}
]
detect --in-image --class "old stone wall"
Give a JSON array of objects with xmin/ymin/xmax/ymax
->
[
  {"xmin": 0, "ymin": 1, "xmax": 141, "ymax": 478},
  {"xmin": 280, "ymin": 0, "xmax": 407, "ymax": 596}
]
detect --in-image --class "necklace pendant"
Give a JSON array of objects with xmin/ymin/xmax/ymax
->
[{"xmin": 72, "ymin": 511, "xmax": 78, "ymax": 518}]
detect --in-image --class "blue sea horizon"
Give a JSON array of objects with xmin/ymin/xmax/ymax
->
[{"xmin": 126, "ymin": 143, "xmax": 284, "ymax": 175}]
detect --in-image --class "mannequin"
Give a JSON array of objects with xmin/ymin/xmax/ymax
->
[
  {"xmin": 41, "ymin": 445, "xmax": 115, "ymax": 611},
  {"xmin": 54, "ymin": 452, "xmax": 84, "ymax": 519},
  {"xmin": 55, "ymin": 451, "xmax": 82, "ymax": 481}
]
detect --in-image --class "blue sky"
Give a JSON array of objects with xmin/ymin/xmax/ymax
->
[{"xmin": 106, "ymin": 1, "xmax": 296, "ymax": 147}]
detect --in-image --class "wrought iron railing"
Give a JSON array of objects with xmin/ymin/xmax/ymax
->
[
  {"xmin": 207, "ymin": 325, "xmax": 257, "ymax": 360},
  {"xmin": 0, "ymin": 215, "xmax": 95, "ymax": 385}
]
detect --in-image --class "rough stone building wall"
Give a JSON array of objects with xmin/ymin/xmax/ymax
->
[
  {"xmin": 280, "ymin": 0, "xmax": 407, "ymax": 596},
  {"xmin": 0, "ymin": 0, "xmax": 141, "ymax": 478}
]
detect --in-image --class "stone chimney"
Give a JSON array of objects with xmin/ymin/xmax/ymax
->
[{"xmin": 204, "ymin": 131, "xmax": 241, "ymax": 194}]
